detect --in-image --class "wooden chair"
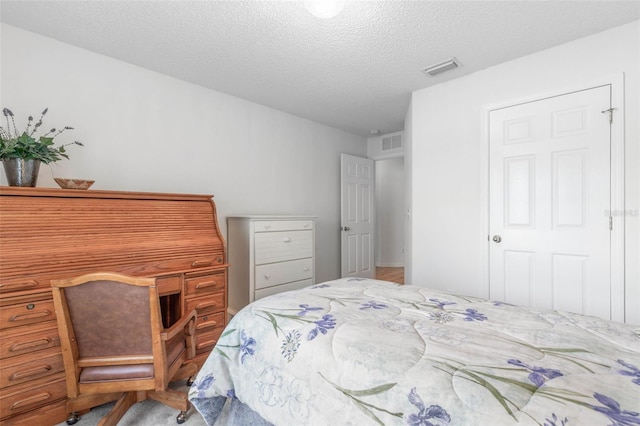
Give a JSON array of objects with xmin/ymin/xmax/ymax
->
[{"xmin": 51, "ymin": 272, "xmax": 198, "ymax": 425}]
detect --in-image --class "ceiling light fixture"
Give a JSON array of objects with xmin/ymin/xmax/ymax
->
[
  {"xmin": 305, "ymin": 0, "xmax": 345, "ymax": 19},
  {"xmin": 422, "ymin": 57, "xmax": 460, "ymax": 77}
]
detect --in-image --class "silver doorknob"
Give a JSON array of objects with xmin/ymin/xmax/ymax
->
[
  {"xmin": 341, "ymin": 226, "xmax": 351, "ymax": 231},
  {"xmin": 492, "ymin": 235, "xmax": 502, "ymax": 243}
]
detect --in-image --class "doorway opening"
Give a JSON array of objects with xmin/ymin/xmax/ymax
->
[{"xmin": 375, "ymin": 157, "xmax": 405, "ymax": 284}]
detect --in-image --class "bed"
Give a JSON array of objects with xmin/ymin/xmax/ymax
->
[{"xmin": 188, "ymin": 278, "xmax": 640, "ymax": 425}]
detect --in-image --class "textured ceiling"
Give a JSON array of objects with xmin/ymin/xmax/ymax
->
[{"xmin": 1, "ymin": 1, "xmax": 639, "ymax": 137}]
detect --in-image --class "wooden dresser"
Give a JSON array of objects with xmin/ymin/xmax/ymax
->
[
  {"xmin": 0, "ymin": 187, "xmax": 228, "ymax": 425},
  {"xmin": 227, "ymin": 216, "xmax": 315, "ymax": 315}
]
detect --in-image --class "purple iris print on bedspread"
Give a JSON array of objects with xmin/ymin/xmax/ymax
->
[
  {"xmin": 193, "ymin": 373, "xmax": 215, "ymax": 399},
  {"xmin": 360, "ymin": 300, "xmax": 388, "ymax": 310},
  {"xmin": 588, "ymin": 393, "xmax": 640, "ymax": 426},
  {"xmin": 239, "ymin": 330, "xmax": 256, "ymax": 364},
  {"xmin": 462, "ymin": 308, "xmax": 487, "ymax": 321},
  {"xmin": 307, "ymin": 314, "xmax": 336, "ymax": 340},
  {"xmin": 406, "ymin": 387, "xmax": 451, "ymax": 426},
  {"xmin": 297, "ymin": 304, "xmax": 323, "ymax": 316},
  {"xmin": 617, "ymin": 359, "xmax": 640, "ymax": 385},
  {"xmin": 429, "ymin": 298, "xmax": 456, "ymax": 309},
  {"xmin": 544, "ymin": 413, "xmax": 569, "ymax": 426},
  {"xmin": 507, "ymin": 359, "xmax": 564, "ymax": 387}
]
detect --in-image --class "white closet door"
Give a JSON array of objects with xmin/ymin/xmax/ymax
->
[{"xmin": 489, "ymin": 85, "xmax": 612, "ymax": 319}]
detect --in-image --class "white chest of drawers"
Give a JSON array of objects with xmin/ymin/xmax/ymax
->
[{"xmin": 227, "ymin": 216, "xmax": 316, "ymax": 314}]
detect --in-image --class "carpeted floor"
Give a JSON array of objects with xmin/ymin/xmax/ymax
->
[{"xmin": 54, "ymin": 380, "xmax": 223, "ymax": 426}]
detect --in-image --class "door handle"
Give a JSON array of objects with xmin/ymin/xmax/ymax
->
[
  {"xmin": 492, "ymin": 235, "xmax": 502, "ymax": 243},
  {"xmin": 341, "ymin": 226, "xmax": 351, "ymax": 231}
]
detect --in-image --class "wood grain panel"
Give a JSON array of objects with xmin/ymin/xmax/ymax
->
[{"xmin": 0, "ymin": 188, "xmax": 225, "ymax": 294}]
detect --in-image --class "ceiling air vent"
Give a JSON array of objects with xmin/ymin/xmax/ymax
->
[
  {"xmin": 382, "ymin": 134, "xmax": 402, "ymax": 151},
  {"xmin": 422, "ymin": 57, "xmax": 460, "ymax": 77}
]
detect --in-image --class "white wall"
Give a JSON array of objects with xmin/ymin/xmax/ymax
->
[
  {"xmin": 375, "ymin": 158, "xmax": 405, "ymax": 267},
  {"xmin": 0, "ymin": 24, "xmax": 367, "ymax": 283},
  {"xmin": 409, "ymin": 21, "xmax": 640, "ymax": 324}
]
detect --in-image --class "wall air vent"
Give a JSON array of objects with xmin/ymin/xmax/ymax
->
[
  {"xmin": 382, "ymin": 134, "xmax": 402, "ymax": 151},
  {"xmin": 422, "ymin": 57, "xmax": 460, "ymax": 77}
]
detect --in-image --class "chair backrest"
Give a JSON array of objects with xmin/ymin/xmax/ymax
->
[
  {"xmin": 65, "ymin": 279, "xmax": 153, "ymax": 357},
  {"xmin": 52, "ymin": 273, "xmax": 167, "ymax": 396}
]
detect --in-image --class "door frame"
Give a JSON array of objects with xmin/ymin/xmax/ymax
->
[{"xmin": 479, "ymin": 73, "xmax": 625, "ymax": 322}]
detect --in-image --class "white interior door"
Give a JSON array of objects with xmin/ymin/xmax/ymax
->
[
  {"xmin": 341, "ymin": 154, "xmax": 375, "ymax": 278},
  {"xmin": 489, "ymin": 85, "xmax": 612, "ymax": 319}
]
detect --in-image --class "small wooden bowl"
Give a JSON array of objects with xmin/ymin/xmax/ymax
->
[{"xmin": 54, "ymin": 178, "xmax": 95, "ymax": 190}]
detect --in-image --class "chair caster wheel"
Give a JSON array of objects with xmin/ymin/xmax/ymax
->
[
  {"xmin": 66, "ymin": 412, "xmax": 80, "ymax": 425},
  {"xmin": 186, "ymin": 376, "xmax": 194, "ymax": 386},
  {"xmin": 177, "ymin": 410, "xmax": 187, "ymax": 424}
]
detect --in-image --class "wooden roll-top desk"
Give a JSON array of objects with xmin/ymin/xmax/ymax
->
[{"xmin": 0, "ymin": 187, "xmax": 228, "ymax": 425}]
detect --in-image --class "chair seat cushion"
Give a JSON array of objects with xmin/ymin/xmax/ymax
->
[
  {"xmin": 80, "ymin": 364, "xmax": 154, "ymax": 383},
  {"xmin": 78, "ymin": 329, "xmax": 186, "ymax": 383}
]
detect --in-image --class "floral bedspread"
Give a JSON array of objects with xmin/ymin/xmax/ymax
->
[{"xmin": 189, "ymin": 278, "xmax": 640, "ymax": 426}]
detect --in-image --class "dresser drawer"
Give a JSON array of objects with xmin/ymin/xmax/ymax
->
[
  {"xmin": 0, "ymin": 347, "xmax": 64, "ymax": 388},
  {"xmin": 0, "ymin": 372, "xmax": 66, "ymax": 420},
  {"xmin": 185, "ymin": 292, "xmax": 225, "ymax": 316},
  {"xmin": 0, "ymin": 299, "xmax": 56, "ymax": 330},
  {"xmin": 194, "ymin": 312, "xmax": 225, "ymax": 354},
  {"xmin": 0, "ymin": 276, "xmax": 51, "ymax": 296},
  {"xmin": 254, "ymin": 230, "xmax": 313, "ymax": 265},
  {"xmin": 255, "ymin": 258, "xmax": 313, "ymax": 289},
  {"xmin": 254, "ymin": 220, "xmax": 313, "ymax": 232},
  {"xmin": 156, "ymin": 275, "xmax": 181, "ymax": 295},
  {"xmin": 185, "ymin": 273, "xmax": 226, "ymax": 297},
  {"xmin": 0, "ymin": 321, "xmax": 60, "ymax": 360},
  {"xmin": 255, "ymin": 279, "xmax": 313, "ymax": 301}
]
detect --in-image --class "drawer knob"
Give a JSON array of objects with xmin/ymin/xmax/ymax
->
[
  {"xmin": 264, "ymin": 274, "xmax": 271, "ymax": 280},
  {"xmin": 303, "ymin": 267, "xmax": 310, "ymax": 272},
  {"xmin": 283, "ymin": 237, "xmax": 291, "ymax": 243}
]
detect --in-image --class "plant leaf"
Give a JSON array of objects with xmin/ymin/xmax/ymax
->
[
  {"xmin": 215, "ymin": 348, "xmax": 230, "ymax": 361},
  {"xmin": 347, "ymin": 383, "xmax": 397, "ymax": 397},
  {"xmin": 263, "ymin": 311, "xmax": 281, "ymax": 337},
  {"xmin": 220, "ymin": 328, "xmax": 237, "ymax": 339},
  {"xmin": 350, "ymin": 399, "xmax": 385, "ymax": 425},
  {"xmin": 462, "ymin": 370, "xmax": 518, "ymax": 421}
]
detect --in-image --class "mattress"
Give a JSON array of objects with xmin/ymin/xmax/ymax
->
[{"xmin": 189, "ymin": 278, "xmax": 640, "ymax": 425}]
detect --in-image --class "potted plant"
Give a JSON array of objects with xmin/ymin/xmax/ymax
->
[{"xmin": 0, "ymin": 107, "xmax": 83, "ymax": 187}]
